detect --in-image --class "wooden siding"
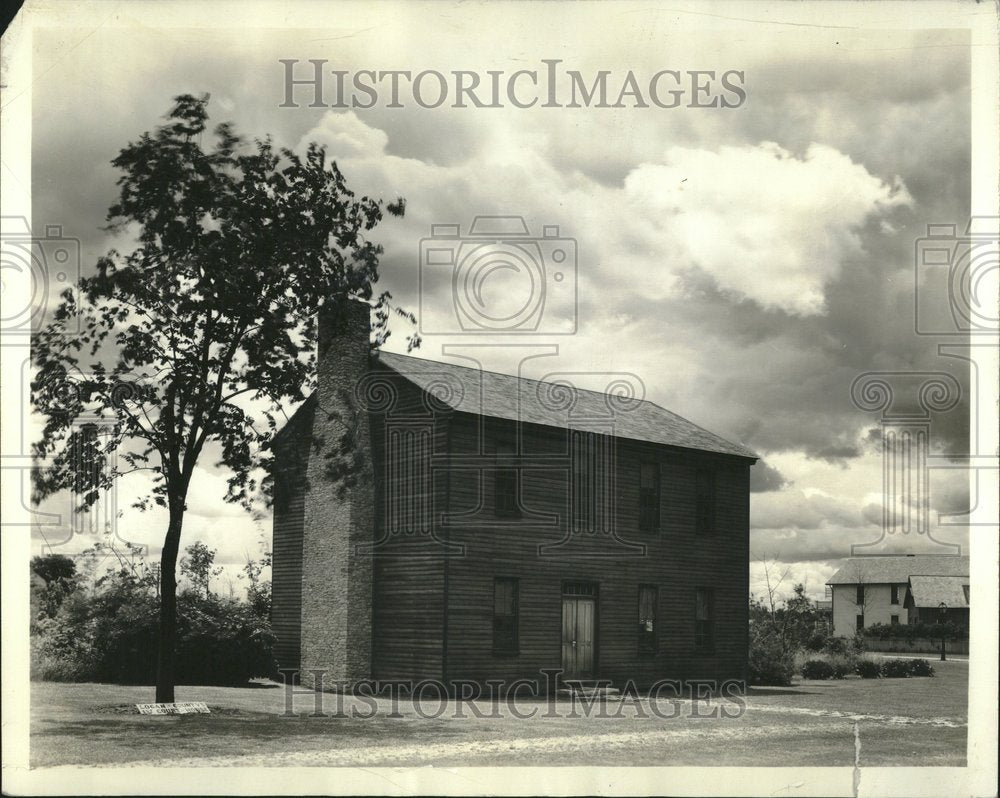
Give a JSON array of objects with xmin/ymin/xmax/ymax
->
[
  {"xmin": 440, "ymin": 413, "xmax": 752, "ymax": 687},
  {"xmin": 367, "ymin": 365, "xmax": 447, "ymax": 682},
  {"xmin": 270, "ymin": 399, "xmax": 315, "ymax": 673}
]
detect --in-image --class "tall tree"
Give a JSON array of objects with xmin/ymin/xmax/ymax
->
[{"xmin": 32, "ymin": 94, "xmax": 412, "ymax": 701}]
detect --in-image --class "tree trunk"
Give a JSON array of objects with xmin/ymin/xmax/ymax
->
[{"xmin": 155, "ymin": 498, "xmax": 185, "ymax": 702}]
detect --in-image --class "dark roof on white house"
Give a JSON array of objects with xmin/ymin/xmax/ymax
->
[
  {"xmin": 827, "ymin": 555, "xmax": 969, "ymax": 585},
  {"xmin": 377, "ymin": 351, "xmax": 757, "ymax": 460},
  {"xmin": 907, "ymin": 575, "xmax": 970, "ymax": 608}
]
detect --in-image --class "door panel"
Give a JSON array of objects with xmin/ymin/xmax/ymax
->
[
  {"xmin": 561, "ymin": 597, "xmax": 595, "ymax": 678},
  {"xmin": 577, "ymin": 599, "xmax": 594, "ymax": 675},
  {"xmin": 561, "ymin": 599, "xmax": 576, "ymax": 674}
]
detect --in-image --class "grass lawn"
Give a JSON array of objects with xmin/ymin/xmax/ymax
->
[{"xmin": 29, "ymin": 661, "xmax": 967, "ymax": 769}]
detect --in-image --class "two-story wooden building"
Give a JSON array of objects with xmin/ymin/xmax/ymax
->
[{"xmin": 271, "ymin": 300, "xmax": 757, "ymax": 690}]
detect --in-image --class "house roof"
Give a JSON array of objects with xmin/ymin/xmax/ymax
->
[
  {"xmin": 907, "ymin": 575, "xmax": 970, "ymax": 608},
  {"xmin": 376, "ymin": 351, "xmax": 758, "ymax": 460},
  {"xmin": 826, "ymin": 555, "xmax": 969, "ymax": 585}
]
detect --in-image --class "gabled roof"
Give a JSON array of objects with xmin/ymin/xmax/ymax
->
[
  {"xmin": 827, "ymin": 555, "xmax": 969, "ymax": 585},
  {"xmin": 907, "ymin": 575, "xmax": 970, "ymax": 608},
  {"xmin": 377, "ymin": 351, "xmax": 757, "ymax": 460}
]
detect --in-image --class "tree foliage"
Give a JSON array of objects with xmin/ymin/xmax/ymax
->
[{"xmin": 30, "ymin": 93, "xmax": 411, "ymax": 700}]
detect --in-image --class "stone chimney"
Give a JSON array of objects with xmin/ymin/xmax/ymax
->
[{"xmin": 299, "ymin": 297, "xmax": 375, "ymax": 685}]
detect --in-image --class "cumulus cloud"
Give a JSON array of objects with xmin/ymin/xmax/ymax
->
[
  {"xmin": 749, "ymin": 459, "xmax": 790, "ymax": 492},
  {"xmin": 751, "ymin": 488, "xmax": 873, "ymax": 530},
  {"xmin": 623, "ymin": 143, "xmax": 911, "ymax": 315},
  {"xmin": 300, "ymin": 111, "xmax": 389, "ymax": 160}
]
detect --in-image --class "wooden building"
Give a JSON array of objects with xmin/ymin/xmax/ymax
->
[{"xmin": 271, "ymin": 300, "xmax": 757, "ymax": 689}]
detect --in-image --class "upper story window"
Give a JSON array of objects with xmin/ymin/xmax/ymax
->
[
  {"xmin": 571, "ymin": 430, "xmax": 611, "ymax": 532},
  {"xmin": 962, "ymin": 584, "xmax": 970, "ymax": 604},
  {"xmin": 638, "ymin": 585, "xmax": 658, "ymax": 655},
  {"xmin": 890, "ymin": 584, "xmax": 900, "ymax": 604},
  {"xmin": 639, "ymin": 462, "xmax": 660, "ymax": 531},
  {"xmin": 695, "ymin": 468, "xmax": 716, "ymax": 535},
  {"xmin": 855, "ymin": 585, "xmax": 865, "ymax": 606},
  {"xmin": 492, "ymin": 435, "xmax": 520, "ymax": 517}
]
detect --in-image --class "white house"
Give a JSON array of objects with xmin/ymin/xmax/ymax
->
[{"xmin": 825, "ymin": 555, "xmax": 969, "ymax": 638}]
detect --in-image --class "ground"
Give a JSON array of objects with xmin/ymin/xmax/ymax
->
[{"xmin": 29, "ymin": 658, "xmax": 967, "ymax": 769}]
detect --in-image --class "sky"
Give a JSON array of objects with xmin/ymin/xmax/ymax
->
[{"xmin": 23, "ymin": 5, "xmax": 976, "ymax": 601}]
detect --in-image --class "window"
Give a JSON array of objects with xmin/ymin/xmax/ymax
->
[
  {"xmin": 639, "ymin": 462, "xmax": 660, "ymax": 531},
  {"xmin": 890, "ymin": 584, "xmax": 900, "ymax": 605},
  {"xmin": 493, "ymin": 578, "xmax": 519, "ymax": 653},
  {"xmin": 571, "ymin": 431, "xmax": 611, "ymax": 532},
  {"xmin": 493, "ymin": 436, "xmax": 520, "ymax": 517},
  {"xmin": 695, "ymin": 588, "xmax": 714, "ymax": 652},
  {"xmin": 695, "ymin": 469, "xmax": 716, "ymax": 535},
  {"xmin": 962, "ymin": 584, "xmax": 970, "ymax": 604},
  {"xmin": 890, "ymin": 614, "xmax": 899, "ymax": 625},
  {"xmin": 856, "ymin": 614, "xmax": 864, "ymax": 632},
  {"xmin": 855, "ymin": 585, "xmax": 865, "ymax": 606},
  {"xmin": 638, "ymin": 586, "xmax": 658, "ymax": 655}
]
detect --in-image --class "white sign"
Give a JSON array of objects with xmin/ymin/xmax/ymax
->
[{"xmin": 136, "ymin": 702, "xmax": 210, "ymax": 715}]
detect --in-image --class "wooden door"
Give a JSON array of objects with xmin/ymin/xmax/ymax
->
[{"xmin": 561, "ymin": 596, "xmax": 595, "ymax": 677}]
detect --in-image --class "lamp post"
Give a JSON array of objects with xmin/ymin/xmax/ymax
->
[{"xmin": 938, "ymin": 602, "xmax": 948, "ymax": 661}]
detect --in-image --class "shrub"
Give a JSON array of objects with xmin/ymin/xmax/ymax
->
[
  {"xmin": 865, "ymin": 621, "xmax": 967, "ymax": 642},
  {"xmin": 907, "ymin": 658, "xmax": 935, "ymax": 677},
  {"xmin": 880, "ymin": 658, "xmax": 912, "ymax": 678},
  {"xmin": 823, "ymin": 636, "xmax": 848, "ymax": 655},
  {"xmin": 828, "ymin": 654, "xmax": 853, "ymax": 679},
  {"xmin": 749, "ymin": 626, "xmax": 796, "ymax": 686},
  {"xmin": 801, "ymin": 659, "xmax": 835, "ymax": 680},
  {"xmin": 30, "ymin": 548, "xmax": 277, "ymax": 686},
  {"xmin": 804, "ymin": 631, "xmax": 828, "ymax": 652},
  {"xmin": 856, "ymin": 658, "xmax": 881, "ymax": 679}
]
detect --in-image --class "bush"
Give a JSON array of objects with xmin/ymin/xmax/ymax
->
[
  {"xmin": 749, "ymin": 626, "xmax": 796, "ymax": 686},
  {"xmin": 30, "ymin": 546, "xmax": 276, "ymax": 686},
  {"xmin": 804, "ymin": 631, "xmax": 828, "ymax": 652},
  {"xmin": 856, "ymin": 658, "xmax": 881, "ymax": 679},
  {"xmin": 823, "ymin": 636, "xmax": 849, "ymax": 655},
  {"xmin": 865, "ymin": 621, "xmax": 967, "ymax": 642},
  {"xmin": 801, "ymin": 659, "xmax": 835, "ymax": 680},
  {"xmin": 907, "ymin": 658, "xmax": 935, "ymax": 677},
  {"xmin": 828, "ymin": 655, "xmax": 853, "ymax": 679},
  {"xmin": 880, "ymin": 658, "xmax": 912, "ymax": 678}
]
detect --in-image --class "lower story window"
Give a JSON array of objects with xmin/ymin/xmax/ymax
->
[
  {"xmin": 890, "ymin": 614, "xmax": 899, "ymax": 625},
  {"xmin": 493, "ymin": 578, "xmax": 519, "ymax": 654},
  {"xmin": 638, "ymin": 585, "xmax": 658, "ymax": 655},
  {"xmin": 856, "ymin": 613, "xmax": 865, "ymax": 632},
  {"xmin": 695, "ymin": 588, "xmax": 714, "ymax": 652}
]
